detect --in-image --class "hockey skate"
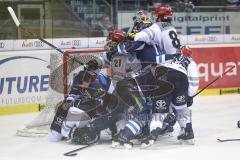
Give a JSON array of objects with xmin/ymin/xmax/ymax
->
[
  {"xmin": 140, "ymin": 135, "xmax": 156, "ymax": 148},
  {"xmin": 159, "ymin": 123, "xmax": 174, "ymax": 137},
  {"xmin": 111, "ymin": 131, "xmax": 133, "ymax": 149},
  {"xmin": 140, "ymin": 127, "xmax": 160, "ymax": 148},
  {"xmin": 177, "ymin": 123, "xmax": 195, "ymax": 145}
]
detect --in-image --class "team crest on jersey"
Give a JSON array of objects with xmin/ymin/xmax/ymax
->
[
  {"xmin": 176, "ymin": 95, "xmax": 186, "ymax": 103},
  {"xmin": 155, "ymin": 99, "xmax": 167, "ymax": 110}
]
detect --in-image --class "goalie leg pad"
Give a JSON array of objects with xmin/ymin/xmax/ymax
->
[{"xmin": 50, "ymin": 102, "xmax": 69, "ymax": 134}]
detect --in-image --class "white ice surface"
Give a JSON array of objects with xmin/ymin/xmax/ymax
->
[{"xmin": 0, "ymin": 95, "xmax": 240, "ymax": 160}]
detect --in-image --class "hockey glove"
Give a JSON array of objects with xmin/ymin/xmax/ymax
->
[
  {"xmin": 180, "ymin": 45, "xmax": 192, "ymax": 57},
  {"xmin": 117, "ymin": 42, "xmax": 128, "ymax": 55},
  {"xmin": 187, "ymin": 96, "xmax": 193, "ymax": 107},
  {"xmin": 163, "ymin": 113, "xmax": 177, "ymax": 126}
]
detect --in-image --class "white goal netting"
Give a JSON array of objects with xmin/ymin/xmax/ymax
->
[{"xmin": 16, "ymin": 49, "xmax": 107, "ymax": 137}]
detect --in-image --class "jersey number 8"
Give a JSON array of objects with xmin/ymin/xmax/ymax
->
[{"xmin": 169, "ymin": 30, "xmax": 181, "ymax": 49}]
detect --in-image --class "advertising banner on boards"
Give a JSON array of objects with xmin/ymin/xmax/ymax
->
[
  {"xmin": 192, "ymin": 46, "xmax": 240, "ymax": 89},
  {"xmin": 118, "ymin": 12, "xmax": 240, "ymax": 35},
  {"xmin": 0, "ymin": 50, "xmax": 50, "ymax": 107}
]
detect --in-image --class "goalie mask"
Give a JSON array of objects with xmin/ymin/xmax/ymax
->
[
  {"xmin": 128, "ymin": 10, "xmax": 152, "ymax": 40},
  {"xmin": 82, "ymin": 70, "xmax": 98, "ymax": 84},
  {"xmin": 133, "ymin": 19, "xmax": 152, "ymax": 33}
]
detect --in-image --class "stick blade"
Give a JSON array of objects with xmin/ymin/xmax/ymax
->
[{"xmin": 7, "ymin": 6, "xmax": 20, "ymax": 27}]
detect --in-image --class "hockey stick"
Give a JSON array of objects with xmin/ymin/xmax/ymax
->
[
  {"xmin": 64, "ymin": 145, "xmax": 92, "ymax": 156},
  {"xmin": 7, "ymin": 6, "xmax": 84, "ymax": 65},
  {"xmin": 192, "ymin": 65, "xmax": 235, "ymax": 98},
  {"xmin": 217, "ymin": 138, "xmax": 240, "ymax": 142}
]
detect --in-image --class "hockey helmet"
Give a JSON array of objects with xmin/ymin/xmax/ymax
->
[
  {"xmin": 71, "ymin": 125, "xmax": 99, "ymax": 145},
  {"xmin": 154, "ymin": 5, "xmax": 173, "ymax": 22},
  {"xmin": 108, "ymin": 29, "xmax": 127, "ymax": 44}
]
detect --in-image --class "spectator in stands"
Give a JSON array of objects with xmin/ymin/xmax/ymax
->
[
  {"xmin": 173, "ymin": 0, "xmax": 185, "ymax": 12},
  {"xmin": 226, "ymin": 0, "xmax": 240, "ymax": 6},
  {"xmin": 184, "ymin": 0, "xmax": 195, "ymax": 12},
  {"xmin": 95, "ymin": 15, "xmax": 114, "ymax": 37}
]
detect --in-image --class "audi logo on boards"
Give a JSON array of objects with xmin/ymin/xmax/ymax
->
[
  {"xmin": 0, "ymin": 42, "xmax": 5, "ymax": 48},
  {"xmin": 72, "ymin": 40, "xmax": 81, "ymax": 46},
  {"xmin": 34, "ymin": 41, "xmax": 44, "ymax": 47},
  {"xmin": 207, "ymin": 36, "xmax": 217, "ymax": 42}
]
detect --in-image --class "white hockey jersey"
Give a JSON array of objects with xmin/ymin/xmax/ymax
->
[
  {"xmin": 134, "ymin": 22, "xmax": 181, "ymax": 55},
  {"xmin": 162, "ymin": 55, "xmax": 199, "ymax": 97}
]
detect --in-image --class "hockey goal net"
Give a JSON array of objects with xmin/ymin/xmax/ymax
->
[{"xmin": 16, "ymin": 48, "xmax": 107, "ymax": 137}]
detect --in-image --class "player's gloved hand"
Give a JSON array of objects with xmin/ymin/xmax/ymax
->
[
  {"xmin": 180, "ymin": 45, "xmax": 192, "ymax": 57},
  {"xmin": 127, "ymin": 32, "xmax": 136, "ymax": 40},
  {"xmin": 117, "ymin": 42, "xmax": 128, "ymax": 55},
  {"xmin": 163, "ymin": 113, "xmax": 176, "ymax": 126},
  {"xmin": 93, "ymin": 88, "xmax": 105, "ymax": 98},
  {"xmin": 187, "ymin": 96, "xmax": 193, "ymax": 107},
  {"xmin": 104, "ymin": 40, "xmax": 118, "ymax": 52}
]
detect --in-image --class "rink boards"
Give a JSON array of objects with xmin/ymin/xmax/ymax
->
[{"xmin": 0, "ymin": 39, "xmax": 240, "ymax": 115}]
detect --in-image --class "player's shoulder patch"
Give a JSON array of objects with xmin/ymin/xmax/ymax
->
[{"xmin": 156, "ymin": 22, "xmax": 174, "ymax": 31}]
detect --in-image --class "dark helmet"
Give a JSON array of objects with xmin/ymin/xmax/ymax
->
[{"xmin": 71, "ymin": 124, "xmax": 99, "ymax": 145}]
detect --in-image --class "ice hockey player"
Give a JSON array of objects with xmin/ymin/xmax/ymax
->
[
  {"xmin": 114, "ymin": 46, "xmax": 197, "ymax": 148},
  {"xmin": 143, "ymin": 48, "xmax": 199, "ymax": 146},
  {"xmin": 132, "ymin": 5, "xmax": 199, "ymax": 145},
  {"xmin": 134, "ymin": 5, "xmax": 181, "ymax": 54},
  {"xmin": 48, "ymin": 68, "xmax": 101, "ymax": 141},
  {"xmin": 48, "ymin": 66, "xmax": 124, "ymax": 144}
]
